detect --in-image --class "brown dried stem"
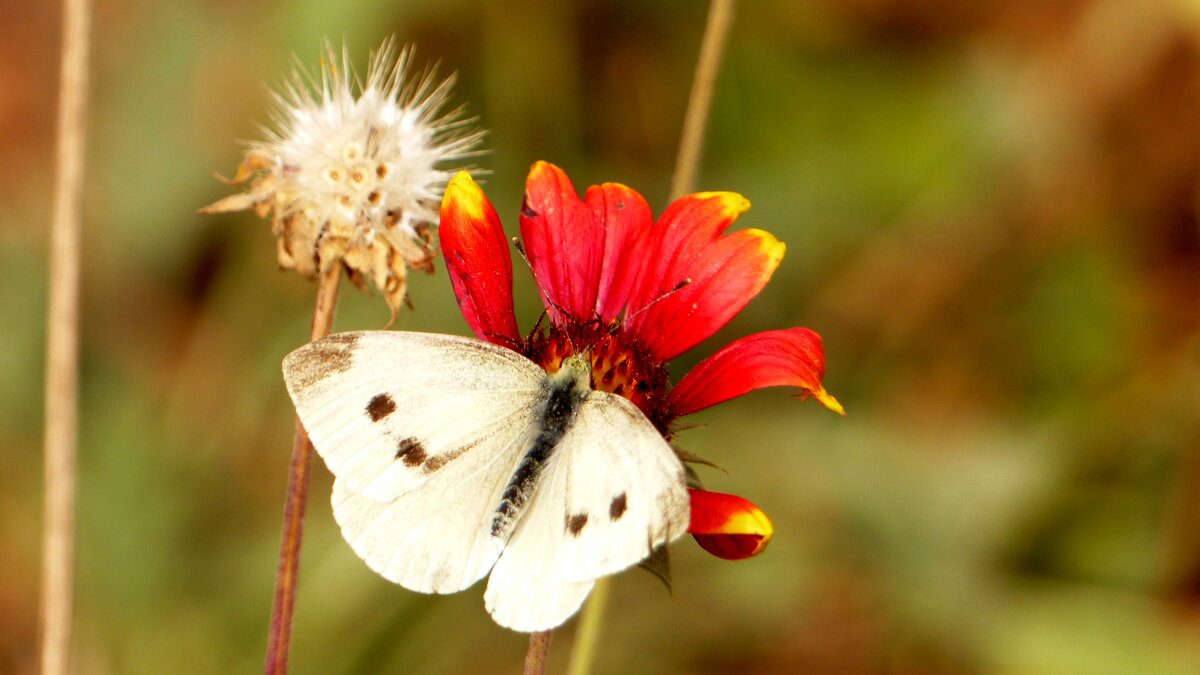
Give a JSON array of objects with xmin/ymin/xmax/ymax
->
[
  {"xmin": 524, "ymin": 631, "xmax": 553, "ymax": 675},
  {"xmin": 264, "ymin": 265, "xmax": 341, "ymax": 674},
  {"xmin": 40, "ymin": 0, "xmax": 92, "ymax": 672}
]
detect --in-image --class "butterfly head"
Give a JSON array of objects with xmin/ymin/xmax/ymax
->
[
  {"xmin": 551, "ymin": 353, "xmax": 595, "ymax": 393},
  {"xmin": 525, "ymin": 318, "xmax": 669, "ymax": 422}
]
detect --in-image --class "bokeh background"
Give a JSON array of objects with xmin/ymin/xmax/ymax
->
[{"xmin": 5, "ymin": 0, "xmax": 1200, "ymax": 672}]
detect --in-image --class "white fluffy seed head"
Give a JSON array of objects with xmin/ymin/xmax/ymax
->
[
  {"xmin": 202, "ymin": 39, "xmax": 484, "ymax": 320},
  {"xmin": 261, "ymin": 40, "xmax": 480, "ymax": 236}
]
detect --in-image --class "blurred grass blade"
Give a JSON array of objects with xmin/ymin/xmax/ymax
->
[
  {"xmin": 41, "ymin": 0, "xmax": 92, "ymax": 672},
  {"xmin": 567, "ymin": 3, "xmax": 736, "ymax": 675},
  {"xmin": 670, "ymin": 0, "xmax": 736, "ymax": 201}
]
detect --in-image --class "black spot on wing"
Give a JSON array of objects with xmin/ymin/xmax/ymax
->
[
  {"xmin": 365, "ymin": 393, "xmax": 396, "ymax": 421},
  {"xmin": 521, "ymin": 199, "xmax": 538, "ymax": 219},
  {"xmin": 609, "ymin": 493, "xmax": 628, "ymax": 521},
  {"xmin": 566, "ymin": 513, "xmax": 589, "ymax": 536},
  {"xmin": 395, "ymin": 437, "xmax": 427, "ymax": 467}
]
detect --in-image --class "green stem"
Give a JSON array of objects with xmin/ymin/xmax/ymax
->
[
  {"xmin": 565, "ymin": 2, "xmax": 735, "ymax": 674},
  {"xmin": 566, "ymin": 577, "xmax": 611, "ymax": 675}
]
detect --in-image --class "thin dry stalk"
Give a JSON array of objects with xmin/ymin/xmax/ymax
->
[
  {"xmin": 524, "ymin": 631, "xmax": 553, "ymax": 675},
  {"xmin": 564, "ymin": 2, "xmax": 736, "ymax": 674},
  {"xmin": 669, "ymin": 0, "xmax": 736, "ymax": 201},
  {"xmin": 40, "ymin": 0, "xmax": 92, "ymax": 672},
  {"xmin": 264, "ymin": 265, "xmax": 341, "ymax": 674}
]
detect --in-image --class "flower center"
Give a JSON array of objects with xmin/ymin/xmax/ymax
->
[{"xmin": 525, "ymin": 319, "xmax": 671, "ymax": 431}]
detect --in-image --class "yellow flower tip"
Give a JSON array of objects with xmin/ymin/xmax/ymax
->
[
  {"xmin": 598, "ymin": 180, "xmax": 633, "ymax": 193},
  {"xmin": 814, "ymin": 387, "xmax": 845, "ymax": 416},
  {"xmin": 443, "ymin": 171, "xmax": 485, "ymax": 221},
  {"xmin": 528, "ymin": 160, "xmax": 562, "ymax": 183},
  {"xmin": 747, "ymin": 228, "xmax": 786, "ymax": 265},
  {"xmin": 694, "ymin": 191, "xmax": 751, "ymax": 218},
  {"xmin": 723, "ymin": 505, "xmax": 774, "ymax": 539}
]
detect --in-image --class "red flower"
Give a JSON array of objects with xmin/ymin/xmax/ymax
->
[{"xmin": 440, "ymin": 162, "xmax": 842, "ymax": 560}]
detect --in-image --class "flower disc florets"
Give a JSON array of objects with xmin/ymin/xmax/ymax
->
[
  {"xmin": 524, "ymin": 320, "xmax": 671, "ymax": 429},
  {"xmin": 202, "ymin": 39, "xmax": 483, "ymax": 320}
]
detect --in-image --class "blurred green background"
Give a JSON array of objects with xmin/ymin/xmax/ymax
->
[{"xmin": 5, "ymin": 0, "xmax": 1200, "ymax": 672}]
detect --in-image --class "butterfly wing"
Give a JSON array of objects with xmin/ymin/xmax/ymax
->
[
  {"xmin": 329, "ymin": 412, "xmax": 531, "ymax": 594},
  {"xmin": 554, "ymin": 391, "xmax": 690, "ymax": 581},
  {"xmin": 282, "ymin": 331, "xmax": 546, "ymax": 502},
  {"xmin": 483, "ymin": 452, "xmax": 596, "ymax": 631},
  {"xmin": 484, "ymin": 390, "xmax": 689, "ymax": 630},
  {"xmin": 283, "ymin": 331, "xmax": 547, "ymax": 593}
]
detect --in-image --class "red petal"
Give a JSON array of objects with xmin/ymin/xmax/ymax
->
[
  {"xmin": 687, "ymin": 489, "xmax": 773, "ymax": 560},
  {"xmin": 519, "ymin": 162, "xmax": 598, "ymax": 324},
  {"xmin": 623, "ymin": 192, "xmax": 784, "ymax": 361},
  {"xmin": 666, "ymin": 328, "xmax": 844, "ymax": 416},
  {"xmin": 518, "ymin": 162, "xmax": 653, "ymax": 324},
  {"xmin": 439, "ymin": 172, "xmax": 521, "ymax": 346},
  {"xmin": 586, "ymin": 183, "xmax": 654, "ymax": 321}
]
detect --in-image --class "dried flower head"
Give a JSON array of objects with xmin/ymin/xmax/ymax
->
[{"xmin": 201, "ymin": 40, "xmax": 483, "ymax": 320}]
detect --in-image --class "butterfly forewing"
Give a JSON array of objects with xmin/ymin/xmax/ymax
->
[
  {"xmin": 329, "ymin": 412, "xmax": 531, "ymax": 595},
  {"xmin": 283, "ymin": 331, "xmax": 546, "ymax": 501}
]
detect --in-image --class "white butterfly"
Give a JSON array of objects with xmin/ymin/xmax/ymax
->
[{"xmin": 282, "ymin": 330, "xmax": 690, "ymax": 632}]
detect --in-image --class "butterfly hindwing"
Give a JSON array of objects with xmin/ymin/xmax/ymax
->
[
  {"xmin": 483, "ymin": 448, "xmax": 596, "ymax": 632},
  {"xmin": 483, "ymin": 389, "xmax": 689, "ymax": 631},
  {"xmin": 554, "ymin": 391, "xmax": 689, "ymax": 582},
  {"xmin": 282, "ymin": 331, "xmax": 546, "ymax": 502}
]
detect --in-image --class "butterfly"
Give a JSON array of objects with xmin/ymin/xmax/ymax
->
[{"xmin": 282, "ymin": 330, "xmax": 690, "ymax": 632}]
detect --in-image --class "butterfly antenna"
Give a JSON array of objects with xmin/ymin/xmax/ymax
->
[
  {"xmin": 512, "ymin": 237, "xmax": 580, "ymax": 356},
  {"xmin": 511, "ymin": 236, "xmax": 533, "ymax": 270},
  {"xmin": 617, "ymin": 279, "xmax": 692, "ymax": 332},
  {"xmin": 483, "ymin": 332, "xmax": 525, "ymax": 351},
  {"xmin": 525, "ymin": 308, "xmax": 549, "ymax": 343}
]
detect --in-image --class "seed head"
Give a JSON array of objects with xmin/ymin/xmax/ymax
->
[{"xmin": 202, "ymin": 39, "xmax": 483, "ymax": 321}]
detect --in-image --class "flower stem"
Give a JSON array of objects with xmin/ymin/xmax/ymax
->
[
  {"xmin": 264, "ymin": 265, "xmax": 341, "ymax": 675},
  {"xmin": 670, "ymin": 0, "xmax": 736, "ymax": 201},
  {"xmin": 41, "ymin": 0, "xmax": 91, "ymax": 672},
  {"xmin": 565, "ymin": 3, "xmax": 736, "ymax": 674},
  {"xmin": 524, "ymin": 631, "xmax": 553, "ymax": 675},
  {"xmin": 566, "ymin": 577, "xmax": 611, "ymax": 675}
]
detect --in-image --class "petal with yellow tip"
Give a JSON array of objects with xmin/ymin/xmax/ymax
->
[
  {"xmin": 667, "ymin": 328, "xmax": 843, "ymax": 416},
  {"xmin": 439, "ymin": 172, "xmax": 521, "ymax": 345},
  {"xmin": 623, "ymin": 192, "xmax": 784, "ymax": 361},
  {"xmin": 687, "ymin": 489, "xmax": 774, "ymax": 560}
]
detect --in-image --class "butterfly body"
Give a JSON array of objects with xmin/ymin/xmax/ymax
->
[
  {"xmin": 492, "ymin": 356, "xmax": 591, "ymax": 539},
  {"xmin": 282, "ymin": 332, "xmax": 688, "ymax": 631}
]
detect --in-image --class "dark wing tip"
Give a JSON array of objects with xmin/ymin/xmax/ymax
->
[{"xmin": 283, "ymin": 332, "xmax": 363, "ymax": 391}]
